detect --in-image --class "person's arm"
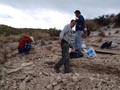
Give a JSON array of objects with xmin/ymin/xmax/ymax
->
[
  {"xmin": 59, "ymin": 25, "xmax": 68, "ymax": 46},
  {"xmin": 60, "ymin": 25, "xmax": 68, "ymax": 39},
  {"xmin": 69, "ymin": 42, "xmax": 74, "ymax": 49}
]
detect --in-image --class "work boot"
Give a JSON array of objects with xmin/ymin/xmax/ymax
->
[
  {"xmin": 54, "ymin": 65, "xmax": 60, "ymax": 73},
  {"xmin": 64, "ymin": 68, "xmax": 73, "ymax": 73}
]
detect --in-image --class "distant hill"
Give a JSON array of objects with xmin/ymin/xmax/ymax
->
[{"xmin": 86, "ymin": 13, "xmax": 120, "ymax": 31}]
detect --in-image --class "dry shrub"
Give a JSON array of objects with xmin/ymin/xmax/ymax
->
[
  {"xmin": 96, "ymin": 38, "xmax": 103, "ymax": 43},
  {"xmin": 48, "ymin": 41, "xmax": 53, "ymax": 44},
  {"xmin": 0, "ymin": 35, "xmax": 21, "ymax": 43},
  {"xmin": 7, "ymin": 35, "xmax": 21, "ymax": 42},
  {"xmin": 0, "ymin": 36, "xmax": 7, "ymax": 42},
  {"xmin": 70, "ymin": 61, "xmax": 80, "ymax": 68},
  {"xmin": 114, "ymin": 30, "xmax": 119, "ymax": 34},
  {"xmin": 98, "ymin": 31, "xmax": 106, "ymax": 37},
  {"xmin": 86, "ymin": 20, "xmax": 100, "ymax": 31},
  {"xmin": 108, "ymin": 32, "xmax": 111, "ymax": 35},
  {"xmin": 0, "ymin": 43, "xmax": 3, "ymax": 48},
  {"xmin": 0, "ymin": 32, "xmax": 51, "ymax": 43},
  {"xmin": 0, "ymin": 25, "xmax": 59, "ymax": 43},
  {"xmin": 41, "ymin": 40, "xmax": 46, "ymax": 46},
  {"xmin": 0, "ymin": 48, "xmax": 8, "ymax": 64},
  {"xmin": 46, "ymin": 45, "xmax": 53, "ymax": 51},
  {"xmin": 31, "ymin": 32, "xmax": 50, "ymax": 40}
]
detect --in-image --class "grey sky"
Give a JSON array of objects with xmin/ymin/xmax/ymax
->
[
  {"xmin": 0, "ymin": 0, "xmax": 120, "ymax": 17},
  {"xmin": 0, "ymin": 0, "xmax": 120, "ymax": 29}
]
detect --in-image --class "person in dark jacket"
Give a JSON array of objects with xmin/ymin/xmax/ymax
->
[
  {"xmin": 18, "ymin": 36, "xmax": 34, "ymax": 54},
  {"xmin": 74, "ymin": 10, "xmax": 85, "ymax": 51}
]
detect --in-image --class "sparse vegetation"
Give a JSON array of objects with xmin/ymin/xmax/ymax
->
[
  {"xmin": 98, "ymin": 30, "xmax": 106, "ymax": 37},
  {"xmin": 0, "ymin": 25, "xmax": 60, "ymax": 42},
  {"xmin": 86, "ymin": 20, "xmax": 100, "ymax": 31},
  {"xmin": 108, "ymin": 32, "xmax": 111, "ymax": 35},
  {"xmin": 86, "ymin": 13, "xmax": 120, "ymax": 31},
  {"xmin": 49, "ymin": 28, "xmax": 61, "ymax": 37},
  {"xmin": 94, "ymin": 15, "xmax": 111, "ymax": 27},
  {"xmin": 115, "ymin": 13, "xmax": 120, "ymax": 27},
  {"xmin": 114, "ymin": 30, "xmax": 119, "ymax": 34},
  {"xmin": 97, "ymin": 38, "xmax": 103, "ymax": 42}
]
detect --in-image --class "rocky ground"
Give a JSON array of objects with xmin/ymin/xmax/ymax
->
[{"xmin": 0, "ymin": 28, "xmax": 120, "ymax": 90}]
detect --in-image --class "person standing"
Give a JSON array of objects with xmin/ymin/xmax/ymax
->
[
  {"xmin": 74, "ymin": 10, "xmax": 85, "ymax": 51},
  {"xmin": 54, "ymin": 20, "xmax": 76, "ymax": 73}
]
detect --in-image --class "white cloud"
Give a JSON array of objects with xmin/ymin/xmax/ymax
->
[
  {"xmin": 0, "ymin": 0, "xmax": 120, "ymax": 29},
  {"xmin": 0, "ymin": 4, "xmax": 73, "ymax": 29}
]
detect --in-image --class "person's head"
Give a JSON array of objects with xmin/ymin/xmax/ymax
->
[
  {"xmin": 74, "ymin": 10, "xmax": 81, "ymax": 18},
  {"xmin": 70, "ymin": 20, "xmax": 76, "ymax": 28},
  {"xmin": 30, "ymin": 36, "xmax": 34, "ymax": 42}
]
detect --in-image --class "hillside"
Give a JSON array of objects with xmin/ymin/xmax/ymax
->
[
  {"xmin": 0, "ymin": 13, "xmax": 120, "ymax": 90},
  {"xmin": 0, "ymin": 25, "xmax": 120, "ymax": 90},
  {"xmin": 86, "ymin": 13, "xmax": 120, "ymax": 31},
  {"xmin": 0, "ymin": 24, "xmax": 60, "ymax": 42}
]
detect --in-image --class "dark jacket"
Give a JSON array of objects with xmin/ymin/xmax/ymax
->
[{"xmin": 75, "ymin": 15, "xmax": 85, "ymax": 31}]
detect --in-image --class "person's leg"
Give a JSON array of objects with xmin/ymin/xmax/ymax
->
[
  {"xmin": 25, "ymin": 48, "xmax": 31, "ymax": 54},
  {"xmin": 64, "ymin": 55, "xmax": 70, "ymax": 73},
  {"xmin": 79, "ymin": 31, "xmax": 83, "ymax": 51},
  {"xmin": 63, "ymin": 43, "xmax": 70, "ymax": 73},
  {"xmin": 25, "ymin": 44, "xmax": 32, "ymax": 54},
  {"xmin": 54, "ymin": 41, "xmax": 69, "ymax": 73},
  {"xmin": 74, "ymin": 32, "xmax": 78, "ymax": 50},
  {"xmin": 18, "ymin": 48, "xmax": 24, "ymax": 54},
  {"xmin": 74, "ymin": 31, "xmax": 82, "ymax": 51}
]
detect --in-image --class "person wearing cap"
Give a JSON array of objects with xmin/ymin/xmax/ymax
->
[
  {"xmin": 54, "ymin": 20, "xmax": 76, "ymax": 73},
  {"xmin": 74, "ymin": 10, "xmax": 85, "ymax": 51},
  {"xmin": 18, "ymin": 36, "xmax": 34, "ymax": 54}
]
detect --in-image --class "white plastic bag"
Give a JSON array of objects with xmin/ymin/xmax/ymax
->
[
  {"xmin": 81, "ymin": 41, "xmax": 86, "ymax": 49},
  {"xmin": 111, "ymin": 42, "xmax": 118, "ymax": 48}
]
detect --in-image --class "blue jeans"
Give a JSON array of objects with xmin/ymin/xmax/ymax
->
[{"xmin": 74, "ymin": 31, "xmax": 83, "ymax": 51}]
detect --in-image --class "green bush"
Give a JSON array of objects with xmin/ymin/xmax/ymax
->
[
  {"xmin": 115, "ymin": 13, "xmax": 120, "ymax": 27},
  {"xmin": 49, "ymin": 28, "xmax": 61, "ymax": 37},
  {"xmin": 94, "ymin": 15, "xmax": 111, "ymax": 26}
]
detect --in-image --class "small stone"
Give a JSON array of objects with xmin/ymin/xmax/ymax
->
[
  {"xmin": 49, "ymin": 77, "xmax": 55, "ymax": 83},
  {"xmin": 46, "ymin": 84, "xmax": 53, "ymax": 90},
  {"xmin": 0, "ymin": 80, "xmax": 5, "ymax": 86},
  {"xmin": 52, "ymin": 82, "xmax": 58, "ymax": 86},
  {"xmin": 66, "ymin": 82, "xmax": 74, "ymax": 87},
  {"xmin": 42, "ymin": 71, "xmax": 49, "ymax": 76},
  {"xmin": 72, "ymin": 75, "xmax": 78, "ymax": 82},
  {"xmin": 54, "ymin": 84, "xmax": 61, "ymax": 90},
  {"xmin": 39, "ymin": 72, "xmax": 42, "ymax": 75},
  {"xmin": 41, "ymin": 40, "xmax": 46, "ymax": 46},
  {"xmin": 62, "ymin": 79, "xmax": 68, "ymax": 85},
  {"xmin": 74, "ymin": 73, "xmax": 80, "ymax": 77},
  {"xmin": 56, "ymin": 75, "xmax": 62, "ymax": 82},
  {"xmin": 49, "ymin": 73, "xmax": 56, "ymax": 77}
]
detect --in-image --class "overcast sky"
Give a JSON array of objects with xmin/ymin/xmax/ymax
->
[{"xmin": 0, "ymin": 0, "xmax": 120, "ymax": 29}]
